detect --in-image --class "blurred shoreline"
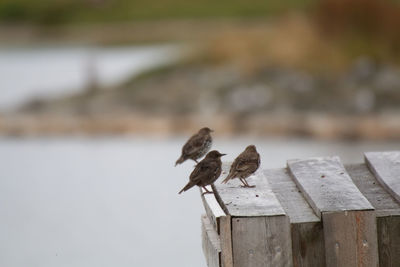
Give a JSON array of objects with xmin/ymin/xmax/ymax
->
[
  {"xmin": 1, "ymin": 112, "xmax": 399, "ymax": 140},
  {"xmin": 0, "ymin": 18, "xmax": 275, "ymax": 45},
  {"xmin": 2, "ymin": 13, "xmax": 399, "ymax": 140}
]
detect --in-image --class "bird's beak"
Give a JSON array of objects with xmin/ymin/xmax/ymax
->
[{"xmin": 220, "ymin": 153, "xmax": 227, "ymax": 156}]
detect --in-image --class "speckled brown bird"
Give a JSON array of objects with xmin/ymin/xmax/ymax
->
[
  {"xmin": 175, "ymin": 127, "xmax": 213, "ymax": 166},
  {"xmin": 222, "ymin": 145, "xmax": 260, "ymax": 188},
  {"xmin": 179, "ymin": 150, "xmax": 226, "ymax": 195}
]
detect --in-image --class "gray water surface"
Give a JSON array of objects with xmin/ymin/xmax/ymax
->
[
  {"xmin": 0, "ymin": 137, "xmax": 398, "ymax": 267},
  {"xmin": 0, "ymin": 45, "xmax": 181, "ymax": 110}
]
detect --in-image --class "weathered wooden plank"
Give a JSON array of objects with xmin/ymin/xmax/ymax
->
[
  {"xmin": 200, "ymin": 163, "xmax": 233, "ymax": 267},
  {"xmin": 232, "ymin": 216, "xmax": 293, "ymax": 267},
  {"xmin": 291, "ymin": 223, "xmax": 326, "ymax": 267},
  {"xmin": 346, "ymin": 163, "xmax": 400, "ymax": 266},
  {"xmin": 202, "ymin": 214, "xmax": 221, "ymax": 267},
  {"xmin": 265, "ymin": 168, "xmax": 319, "ymax": 223},
  {"xmin": 322, "ymin": 210, "xmax": 379, "ymax": 267},
  {"xmin": 214, "ymin": 164, "xmax": 289, "ymax": 265},
  {"xmin": 265, "ymin": 168, "xmax": 325, "ymax": 266},
  {"xmin": 214, "ymin": 167, "xmax": 286, "ymax": 217},
  {"xmin": 377, "ymin": 216, "xmax": 400, "ymax": 267},
  {"xmin": 287, "ymin": 156, "xmax": 374, "ymax": 217},
  {"xmin": 288, "ymin": 157, "xmax": 378, "ymax": 266},
  {"xmin": 201, "ymin": 187, "xmax": 226, "ymax": 233},
  {"xmin": 346, "ymin": 163, "xmax": 400, "ymax": 217},
  {"xmin": 365, "ymin": 151, "xmax": 400, "ymax": 203},
  {"xmin": 220, "ymin": 215, "xmax": 233, "ymax": 267}
]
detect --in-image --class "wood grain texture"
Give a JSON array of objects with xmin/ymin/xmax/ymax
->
[
  {"xmin": 232, "ymin": 216, "xmax": 293, "ymax": 267},
  {"xmin": 214, "ymin": 167, "xmax": 285, "ymax": 217},
  {"xmin": 288, "ymin": 156, "xmax": 374, "ymax": 217},
  {"xmin": 376, "ymin": 216, "xmax": 400, "ymax": 267},
  {"xmin": 365, "ymin": 151, "xmax": 400, "ymax": 203},
  {"xmin": 266, "ymin": 168, "xmax": 325, "ymax": 266},
  {"xmin": 348, "ymin": 163, "xmax": 400, "ymax": 266},
  {"xmin": 202, "ymin": 214, "xmax": 221, "ymax": 267},
  {"xmin": 265, "ymin": 168, "xmax": 319, "ymax": 224},
  {"xmin": 220, "ymin": 215, "xmax": 233, "ymax": 267},
  {"xmin": 322, "ymin": 210, "xmax": 379, "ymax": 267},
  {"xmin": 291, "ymin": 222, "xmax": 326, "ymax": 267},
  {"xmin": 346, "ymin": 164, "xmax": 400, "ymax": 217},
  {"xmin": 201, "ymin": 187, "xmax": 226, "ymax": 233}
]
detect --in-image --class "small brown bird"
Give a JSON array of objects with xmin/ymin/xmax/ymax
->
[
  {"xmin": 179, "ymin": 150, "xmax": 226, "ymax": 195},
  {"xmin": 175, "ymin": 127, "xmax": 213, "ymax": 166},
  {"xmin": 222, "ymin": 145, "xmax": 260, "ymax": 188}
]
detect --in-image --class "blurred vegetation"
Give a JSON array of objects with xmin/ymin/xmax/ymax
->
[
  {"xmin": 1, "ymin": 0, "xmax": 399, "ymax": 66},
  {"xmin": 315, "ymin": 0, "xmax": 400, "ymax": 63},
  {"xmin": 0, "ymin": 0, "xmax": 314, "ymax": 25},
  {"xmin": 196, "ymin": 0, "xmax": 400, "ymax": 71},
  {"xmin": 7, "ymin": 0, "xmax": 400, "ymax": 138}
]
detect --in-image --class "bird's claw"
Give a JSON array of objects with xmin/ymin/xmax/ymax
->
[{"xmin": 240, "ymin": 185, "xmax": 256, "ymax": 188}]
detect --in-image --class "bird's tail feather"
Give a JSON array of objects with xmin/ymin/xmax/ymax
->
[
  {"xmin": 179, "ymin": 181, "xmax": 195, "ymax": 194},
  {"xmin": 175, "ymin": 156, "xmax": 185, "ymax": 166}
]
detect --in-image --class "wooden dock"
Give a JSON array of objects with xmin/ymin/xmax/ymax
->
[{"xmin": 201, "ymin": 151, "xmax": 400, "ymax": 267}]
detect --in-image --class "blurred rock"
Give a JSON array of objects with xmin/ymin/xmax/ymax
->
[
  {"xmin": 7, "ymin": 58, "xmax": 400, "ymax": 139},
  {"xmin": 227, "ymin": 84, "xmax": 272, "ymax": 113},
  {"xmin": 349, "ymin": 57, "xmax": 377, "ymax": 83},
  {"xmin": 354, "ymin": 88, "xmax": 375, "ymax": 113},
  {"xmin": 374, "ymin": 67, "xmax": 400, "ymax": 92}
]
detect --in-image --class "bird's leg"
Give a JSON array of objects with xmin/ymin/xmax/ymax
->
[
  {"xmin": 240, "ymin": 178, "xmax": 256, "ymax": 188},
  {"xmin": 244, "ymin": 179, "xmax": 256, "ymax": 188},
  {"xmin": 245, "ymin": 180, "xmax": 256, "ymax": 188},
  {"xmin": 194, "ymin": 159, "xmax": 199, "ymax": 164},
  {"xmin": 201, "ymin": 186, "xmax": 213, "ymax": 195},
  {"xmin": 239, "ymin": 178, "xmax": 248, "ymax": 187}
]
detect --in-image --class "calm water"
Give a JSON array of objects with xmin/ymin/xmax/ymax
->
[
  {"xmin": 0, "ymin": 137, "xmax": 399, "ymax": 267},
  {"xmin": 0, "ymin": 45, "xmax": 181, "ymax": 110}
]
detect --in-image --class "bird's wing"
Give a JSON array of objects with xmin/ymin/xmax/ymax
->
[
  {"xmin": 222, "ymin": 159, "xmax": 239, "ymax": 183},
  {"xmin": 182, "ymin": 134, "xmax": 206, "ymax": 155},
  {"xmin": 227, "ymin": 157, "xmax": 240, "ymax": 176},
  {"xmin": 190, "ymin": 160, "xmax": 218, "ymax": 183},
  {"xmin": 236, "ymin": 156, "xmax": 259, "ymax": 172}
]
